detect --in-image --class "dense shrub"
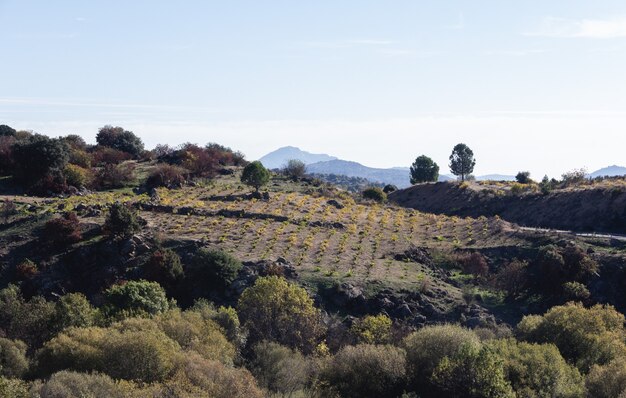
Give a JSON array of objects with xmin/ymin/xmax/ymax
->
[
  {"xmin": 282, "ymin": 159, "xmax": 307, "ymax": 180},
  {"xmin": 458, "ymin": 252, "xmax": 489, "ymax": 280},
  {"xmin": 145, "ymin": 164, "xmax": 187, "ymax": 189},
  {"xmin": 90, "ymin": 146, "xmax": 132, "ymax": 165},
  {"xmin": 0, "ymin": 377, "xmax": 29, "ymax": 398},
  {"xmin": 586, "ymin": 357, "xmax": 626, "ymax": 398},
  {"xmin": 103, "ymin": 203, "xmax": 140, "ymax": 238},
  {"xmin": 383, "ymin": 184, "xmax": 398, "ymax": 193},
  {"xmin": 562, "ymin": 168, "xmax": 587, "ymax": 186},
  {"xmin": 155, "ymin": 309, "xmax": 235, "ymax": 365},
  {"xmin": 0, "ymin": 338, "xmax": 28, "ymax": 378},
  {"xmin": 164, "ymin": 352, "xmax": 264, "ymax": 398},
  {"xmin": 96, "ymin": 125, "xmax": 144, "ymax": 157},
  {"xmin": 350, "ymin": 314, "xmax": 392, "ymax": 344},
  {"xmin": 238, "ymin": 276, "xmax": 324, "ymax": 353},
  {"xmin": 403, "ymin": 324, "xmax": 481, "ymax": 391},
  {"xmin": 15, "ymin": 259, "xmax": 38, "ymax": 280},
  {"xmin": 42, "ymin": 212, "xmax": 82, "ymax": 247},
  {"xmin": 529, "ymin": 244, "xmax": 598, "ymax": 297},
  {"xmin": 250, "ymin": 341, "xmax": 311, "ymax": 395},
  {"xmin": 104, "ymin": 280, "xmax": 170, "ymax": 318},
  {"xmin": 191, "ymin": 301, "xmax": 245, "ymax": 348},
  {"xmin": 143, "ymin": 248, "xmax": 184, "ymax": 288},
  {"xmin": 93, "ymin": 163, "xmax": 135, "ymax": 189},
  {"xmin": 0, "ymin": 125, "xmax": 16, "ymax": 137},
  {"xmin": 516, "ymin": 303, "xmax": 626, "ymax": 372},
  {"xmin": 52, "ymin": 293, "xmax": 97, "ymax": 332},
  {"xmin": 187, "ymin": 248, "xmax": 242, "ymax": 296},
  {"xmin": 489, "ymin": 338, "xmax": 585, "ymax": 398},
  {"xmin": 38, "ymin": 321, "xmax": 180, "ymax": 382},
  {"xmin": 67, "ymin": 148, "xmax": 92, "ymax": 168},
  {"xmin": 36, "ymin": 371, "xmax": 135, "ymax": 398},
  {"xmin": 0, "ymin": 285, "xmax": 56, "ymax": 348},
  {"xmin": 493, "ymin": 260, "xmax": 528, "ymax": 300},
  {"xmin": 362, "ymin": 187, "xmax": 386, "ymax": 203},
  {"xmin": 63, "ymin": 164, "xmax": 90, "ymax": 188},
  {"xmin": 432, "ymin": 343, "xmax": 514, "ymax": 398},
  {"xmin": 0, "ymin": 136, "xmax": 16, "ymax": 175},
  {"xmin": 319, "ymin": 344, "xmax": 407, "ymax": 398}
]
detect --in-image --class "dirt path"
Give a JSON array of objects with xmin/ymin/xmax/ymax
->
[{"xmin": 519, "ymin": 226, "xmax": 626, "ymax": 242}]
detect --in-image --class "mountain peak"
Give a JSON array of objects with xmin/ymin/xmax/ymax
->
[{"xmin": 258, "ymin": 146, "xmax": 338, "ymax": 169}]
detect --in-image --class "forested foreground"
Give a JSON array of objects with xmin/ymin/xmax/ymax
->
[{"xmin": 0, "ymin": 278, "xmax": 625, "ymax": 397}]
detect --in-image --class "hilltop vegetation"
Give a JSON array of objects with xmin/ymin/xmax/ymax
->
[{"xmin": 1, "ymin": 125, "xmax": 626, "ymax": 397}]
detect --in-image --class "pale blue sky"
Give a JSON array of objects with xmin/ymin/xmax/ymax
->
[{"xmin": 1, "ymin": 1, "xmax": 625, "ymax": 177}]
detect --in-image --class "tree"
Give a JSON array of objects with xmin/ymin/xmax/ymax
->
[
  {"xmin": 515, "ymin": 171, "xmax": 531, "ymax": 184},
  {"xmin": 237, "ymin": 276, "xmax": 324, "ymax": 353},
  {"xmin": 410, "ymin": 155, "xmax": 440, "ymax": 184},
  {"xmin": 96, "ymin": 125, "xmax": 144, "ymax": 157},
  {"xmin": 103, "ymin": 202, "xmax": 140, "ymax": 238},
  {"xmin": 241, "ymin": 161, "xmax": 270, "ymax": 192},
  {"xmin": 11, "ymin": 134, "xmax": 69, "ymax": 187},
  {"xmin": 282, "ymin": 159, "xmax": 307, "ymax": 180},
  {"xmin": 449, "ymin": 143, "xmax": 476, "ymax": 182},
  {"xmin": 143, "ymin": 248, "xmax": 184, "ymax": 288},
  {"xmin": 0, "ymin": 125, "xmax": 16, "ymax": 137}
]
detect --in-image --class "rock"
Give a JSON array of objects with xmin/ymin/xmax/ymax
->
[
  {"xmin": 395, "ymin": 303, "xmax": 413, "ymax": 318},
  {"xmin": 412, "ymin": 314, "xmax": 427, "ymax": 326},
  {"xmin": 177, "ymin": 207, "xmax": 196, "ymax": 215},
  {"xmin": 120, "ymin": 239, "xmax": 136, "ymax": 258}
]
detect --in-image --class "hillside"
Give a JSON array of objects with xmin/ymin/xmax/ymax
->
[{"xmin": 389, "ymin": 179, "xmax": 626, "ymax": 234}]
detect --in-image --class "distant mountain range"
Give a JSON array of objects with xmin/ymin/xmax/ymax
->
[
  {"xmin": 259, "ymin": 146, "xmax": 337, "ymax": 169},
  {"xmin": 257, "ymin": 147, "xmax": 625, "ymax": 188},
  {"xmin": 589, "ymin": 165, "xmax": 626, "ymax": 178}
]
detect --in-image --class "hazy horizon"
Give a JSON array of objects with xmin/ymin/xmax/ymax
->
[{"xmin": 2, "ymin": 1, "xmax": 626, "ymax": 178}]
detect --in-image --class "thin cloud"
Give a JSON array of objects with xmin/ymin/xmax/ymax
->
[
  {"xmin": 445, "ymin": 12, "xmax": 465, "ymax": 30},
  {"xmin": 483, "ymin": 49, "xmax": 547, "ymax": 57},
  {"xmin": 525, "ymin": 16, "xmax": 626, "ymax": 39},
  {"xmin": 303, "ymin": 39, "xmax": 394, "ymax": 49}
]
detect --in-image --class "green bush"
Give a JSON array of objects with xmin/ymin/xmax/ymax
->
[
  {"xmin": 63, "ymin": 164, "xmax": 90, "ymax": 188},
  {"xmin": 362, "ymin": 187, "xmax": 386, "ymax": 203},
  {"xmin": 104, "ymin": 280, "xmax": 170, "ymax": 318},
  {"xmin": 432, "ymin": 344, "xmax": 514, "ymax": 398},
  {"xmin": 489, "ymin": 338, "xmax": 585, "ymax": 398},
  {"xmin": 0, "ymin": 338, "xmax": 28, "ymax": 378},
  {"xmin": 143, "ymin": 248, "xmax": 184, "ymax": 288},
  {"xmin": 238, "ymin": 276, "xmax": 324, "ymax": 353},
  {"xmin": 586, "ymin": 357, "xmax": 626, "ymax": 398},
  {"xmin": 319, "ymin": 344, "xmax": 407, "ymax": 398},
  {"xmin": 155, "ymin": 309, "xmax": 235, "ymax": 365},
  {"xmin": 403, "ymin": 324, "xmax": 481, "ymax": 389},
  {"xmin": 36, "ymin": 371, "xmax": 136, "ymax": 398},
  {"xmin": 103, "ymin": 203, "xmax": 140, "ymax": 238},
  {"xmin": 37, "ymin": 319, "xmax": 181, "ymax": 382},
  {"xmin": 187, "ymin": 249, "xmax": 242, "ymax": 295},
  {"xmin": 250, "ymin": 341, "xmax": 311, "ymax": 395},
  {"xmin": 0, "ymin": 285, "xmax": 56, "ymax": 349},
  {"xmin": 350, "ymin": 314, "xmax": 392, "ymax": 344},
  {"xmin": 516, "ymin": 303, "xmax": 626, "ymax": 372},
  {"xmin": 52, "ymin": 293, "xmax": 97, "ymax": 333},
  {"xmin": 145, "ymin": 163, "xmax": 187, "ymax": 189},
  {"xmin": 0, "ymin": 377, "xmax": 29, "ymax": 398}
]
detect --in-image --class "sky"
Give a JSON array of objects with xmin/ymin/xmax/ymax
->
[{"xmin": 1, "ymin": 1, "xmax": 625, "ymax": 178}]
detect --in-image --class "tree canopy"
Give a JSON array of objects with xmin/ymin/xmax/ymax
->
[
  {"xmin": 241, "ymin": 161, "xmax": 270, "ymax": 192},
  {"xmin": 449, "ymin": 143, "xmax": 476, "ymax": 181},
  {"xmin": 410, "ymin": 155, "xmax": 440, "ymax": 184}
]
